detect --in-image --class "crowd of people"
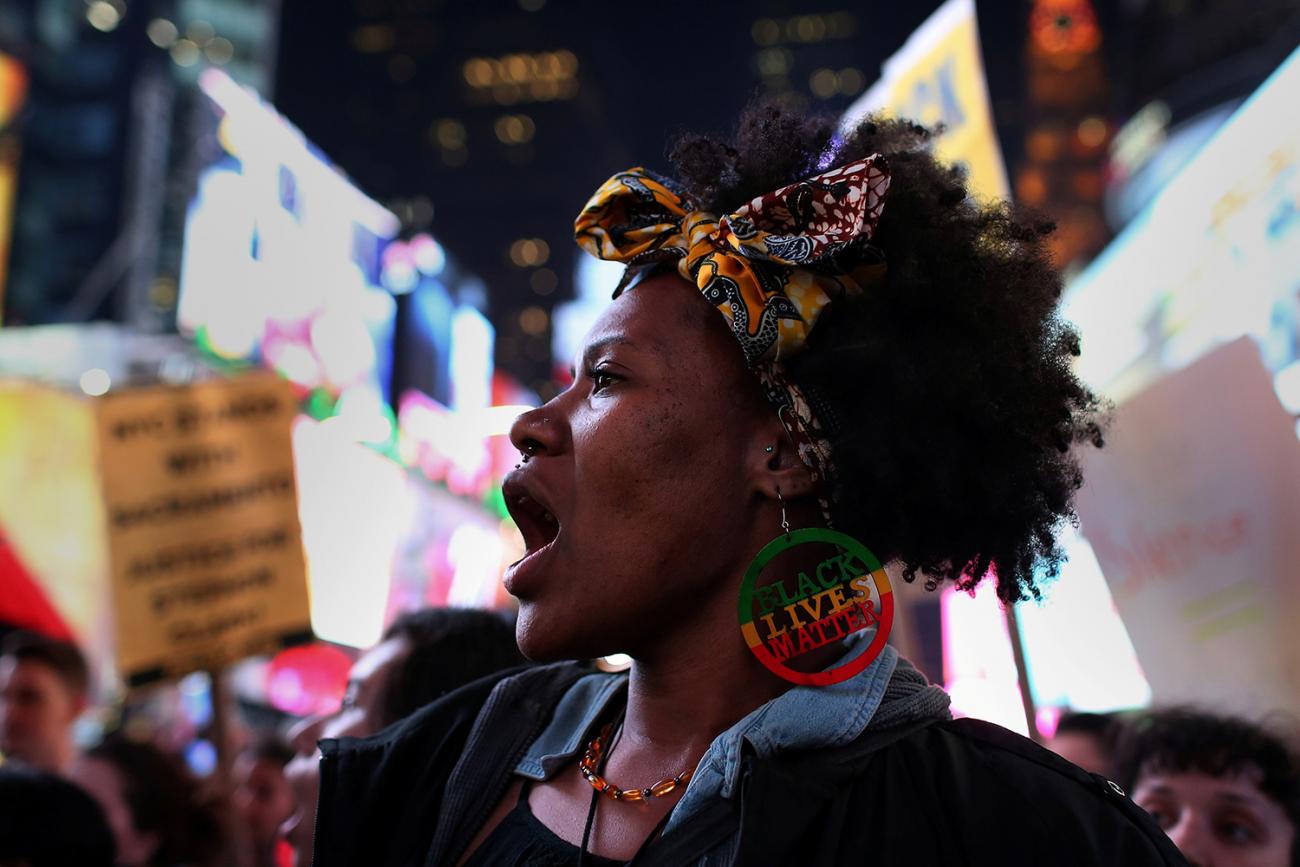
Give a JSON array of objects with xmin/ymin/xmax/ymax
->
[
  {"xmin": 2, "ymin": 626, "xmax": 1297, "ymax": 866},
  {"xmin": 0, "ymin": 612, "xmax": 525, "ymax": 867},
  {"xmin": 2, "ymin": 102, "xmax": 1298, "ymax": 867}
]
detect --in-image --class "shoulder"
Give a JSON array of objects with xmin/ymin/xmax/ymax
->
[
  {"xmin": 853, "ymin": 717, "xmax": 1186, "ymax": 866},
  {"xmin": 313, "ymin": 661, "xmax": 589, "ymax": 867}
]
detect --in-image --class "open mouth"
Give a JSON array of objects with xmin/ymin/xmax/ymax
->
[{"xmin": 502, "ymin": 475, "xmax": 561, "ymax": 557}]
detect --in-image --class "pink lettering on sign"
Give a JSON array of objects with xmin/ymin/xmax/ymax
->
[{"xmin": 1087, "ymin": 510, "xmax": 1250, "ymax": 599}]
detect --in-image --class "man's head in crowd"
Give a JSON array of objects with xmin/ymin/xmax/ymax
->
[
  {"xmin": 1117, "ymin": 707, "xmax": 1299, "ymax": 867},
  {"xmin": 279, "ymin": 607, "xmax": 525, "ymax": 864},
  {"xmin": 1048, "ymin": 710, "xmax": 1119, "ymax": 778},
  {"xmin": 233, "ymin": 736, "xmax": 296, "ymax": 867},
  {"xmin": 0, "ymin": 632, "xmax": 89, "ymax": 774}
]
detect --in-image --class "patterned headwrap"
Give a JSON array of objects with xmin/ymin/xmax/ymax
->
[{"xmin": 574, "ymin": 156, "xmax": 891, "ymax": 515}]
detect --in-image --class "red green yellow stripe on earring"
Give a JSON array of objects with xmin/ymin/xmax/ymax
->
[{"xmin": 737, "ymin": 527, "xmax": 894, "ymax": 687}]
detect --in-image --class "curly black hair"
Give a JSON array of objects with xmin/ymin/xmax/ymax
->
[
  {"xmin": 667, "ymin": 102, "xmax": 1106, "ymax": 602},
  {"xmin": 1113, "ymin": 707, "xmax": 1300, "ymax": 861}
]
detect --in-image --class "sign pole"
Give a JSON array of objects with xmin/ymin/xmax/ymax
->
[
  {"xmin": 1003, "ymin": 604, "xmax": 1040, "ymax": 743},
  {"xmin": 207, "ymin": 667, "xmax": 234, "ymax": 789},
  {"xmin": 207, "ymin": 666, "xmax": 255, "ymax": 867}
]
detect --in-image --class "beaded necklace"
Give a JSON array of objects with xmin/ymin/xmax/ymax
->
[
  {"xmin": 580, "ymin": 723, "xmax": 694, "ymax": 802},
  {"xmin": 575, "ymin": 716, "xmax": 690, "ymax": 866}
]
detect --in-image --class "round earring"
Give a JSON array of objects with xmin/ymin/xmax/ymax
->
[{"xmin": 764, "ymin": 445, "xmax": 775, "ymax": 454}]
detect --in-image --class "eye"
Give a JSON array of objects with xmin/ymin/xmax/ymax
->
[
  {"xmin": 1137, "ymin": 799, "xmax": 1176, "ymax": 830},
  {"xmin": 1216, "ymin": 815, "xmax": 1263, "ymax": 846},
  {"xmin": 588, "ymin": 367, "xmax": 621, "ymax": 394},
  {"xmin": 1146, "ymin": 808, "xmax": 1174, "ymax": 830}
]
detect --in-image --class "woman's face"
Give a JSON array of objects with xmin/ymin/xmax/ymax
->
[{"xmin": 505, "ymin": 273, "xmax": 773, "ymax": 661}]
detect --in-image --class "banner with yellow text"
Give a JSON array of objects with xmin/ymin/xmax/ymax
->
[{"xmin": 841, "ymin": 0, "xmax": 1010, "ymax": 202}]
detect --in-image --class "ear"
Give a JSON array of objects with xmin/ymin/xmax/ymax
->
[{"xmin": 747, "ymin": 416, "xmax": 817, "ymax": 501}]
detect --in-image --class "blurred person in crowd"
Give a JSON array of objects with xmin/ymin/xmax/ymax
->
[
  {"xmin": 1049, "ymin": 710, "xmax": 1121, "ymax": 778},
  {"xmin": 1117, "ymin": 707, "xmax": 1299, "ymax": 867},
  {"xmin": 0, "ymin": 631, "xmax": 89, "ymax": 774},
  {"xmin": 72, "ymin": 735, "xmax": 225, "ymax": 867},
  {"xmin": 280, "ymin": 607, "xmax": 523, "ymax": 865},
  {"xmin": 311, "ymin": 105, "xmax": 1185, "ymax": 866},
  {"xmin": 233, "ymin": 735, "xmax": 296, "ymax": 867},
  {"xmin": 0, "ymin": 763, "xmax": 115, "ymax": 866}
]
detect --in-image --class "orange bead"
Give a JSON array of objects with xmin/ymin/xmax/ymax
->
[{"xmin": 578, "ymin": 726, "xmax": 692, "ymax": 804}]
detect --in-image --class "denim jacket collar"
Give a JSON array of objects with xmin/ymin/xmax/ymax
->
[{"xmin": 514, "ymin": 641, "xmax": 900, "ymax": 828}]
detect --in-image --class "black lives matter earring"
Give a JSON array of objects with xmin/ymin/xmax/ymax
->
[{"xmin": 737, "ymin": 466, "xmax": 894, "ymax": 687}]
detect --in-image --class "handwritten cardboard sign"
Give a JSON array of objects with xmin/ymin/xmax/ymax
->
[
  {"xmin": 96, "ymin": 373, "xmax": 311, "ymax": 685},
  {"xmin": 1075, "ymin": 338, "xmax": 1300, "ymax": 716}
]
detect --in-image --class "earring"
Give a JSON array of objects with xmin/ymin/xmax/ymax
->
[
  {"xmin": 764, "ymin": 444, "xmax": 775, "ymax": 454},
  {"xmin": 737, "ymin": 488, "xmax": 895, "ymax": 688}
]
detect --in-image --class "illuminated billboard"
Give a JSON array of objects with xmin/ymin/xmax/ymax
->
[
  {"xmin": 1063, "ymin": 44, "xmax": 1300, "ymax": 402},
  {"xmin": 1058, "ymin": 46, "xmax": 1300, "ymax": 718},
  {"xmin": 0, "ymin": 53, "xmax": 28, "ymax": 316},
  {"xmin": 178, "ymin": 70, "xmax": 400, "ymax": 446}
]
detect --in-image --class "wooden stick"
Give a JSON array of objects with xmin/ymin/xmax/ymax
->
[
  {"xmin": 207, "ymin": 667, "xmax": 253, "ymax": 867},
  {"xmin": 1003, "ymin": 604, "xmax": 1040, "ymax": 742}
]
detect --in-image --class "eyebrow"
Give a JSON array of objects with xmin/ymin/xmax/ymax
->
[
  {"xmin": 1212, "ymin": 792, "xmax": 1268, "ymax": 808},
  {"xmin": 589, "ymin": 334, "xmax": 639, "ymax": 355},
  {"xmin": 571, "ymin": 335, "xmax": 639, "ymax": 377},
  {"xmin": 1143, "ymin": 783, "xmax": 1268, "ymax": 809}
]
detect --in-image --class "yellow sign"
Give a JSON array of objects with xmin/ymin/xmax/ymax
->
[
  {"xmin": 0, "ymin": 383, "xmax": 111, "ymax": 666},
  {"xmin": 95, "ymin": 373, "xmax": 310, "ymax": 685},
  {"xmin": 842, "ymin": 0, "xmax": 1010, "ymax": 202}
]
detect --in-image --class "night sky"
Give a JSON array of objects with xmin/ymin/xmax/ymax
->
[{"xmin": 274, "ymin": 0, "xmax": 1029, "ymax": 388}]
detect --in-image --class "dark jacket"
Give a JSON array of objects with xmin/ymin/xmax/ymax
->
[{"xmin": 314, "ymin": 662, "xmax": 1188, "ymax": 867}]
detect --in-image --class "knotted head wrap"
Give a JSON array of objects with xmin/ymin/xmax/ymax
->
[{"xmin": 573, "ymin": 156, "xmax": 892, "ymax": 514}]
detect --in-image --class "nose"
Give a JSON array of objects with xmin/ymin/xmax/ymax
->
[
  {"xmin": 508, "ymin": 401, "xmax": 567, "ymax": 461},
  {"xmin": 288, "ymin": 714, "xmax": 328, "ymax": 758},
  {"xmin": 1167, "ymin": 814, "xmax": 1212, "ymax": 867}
]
